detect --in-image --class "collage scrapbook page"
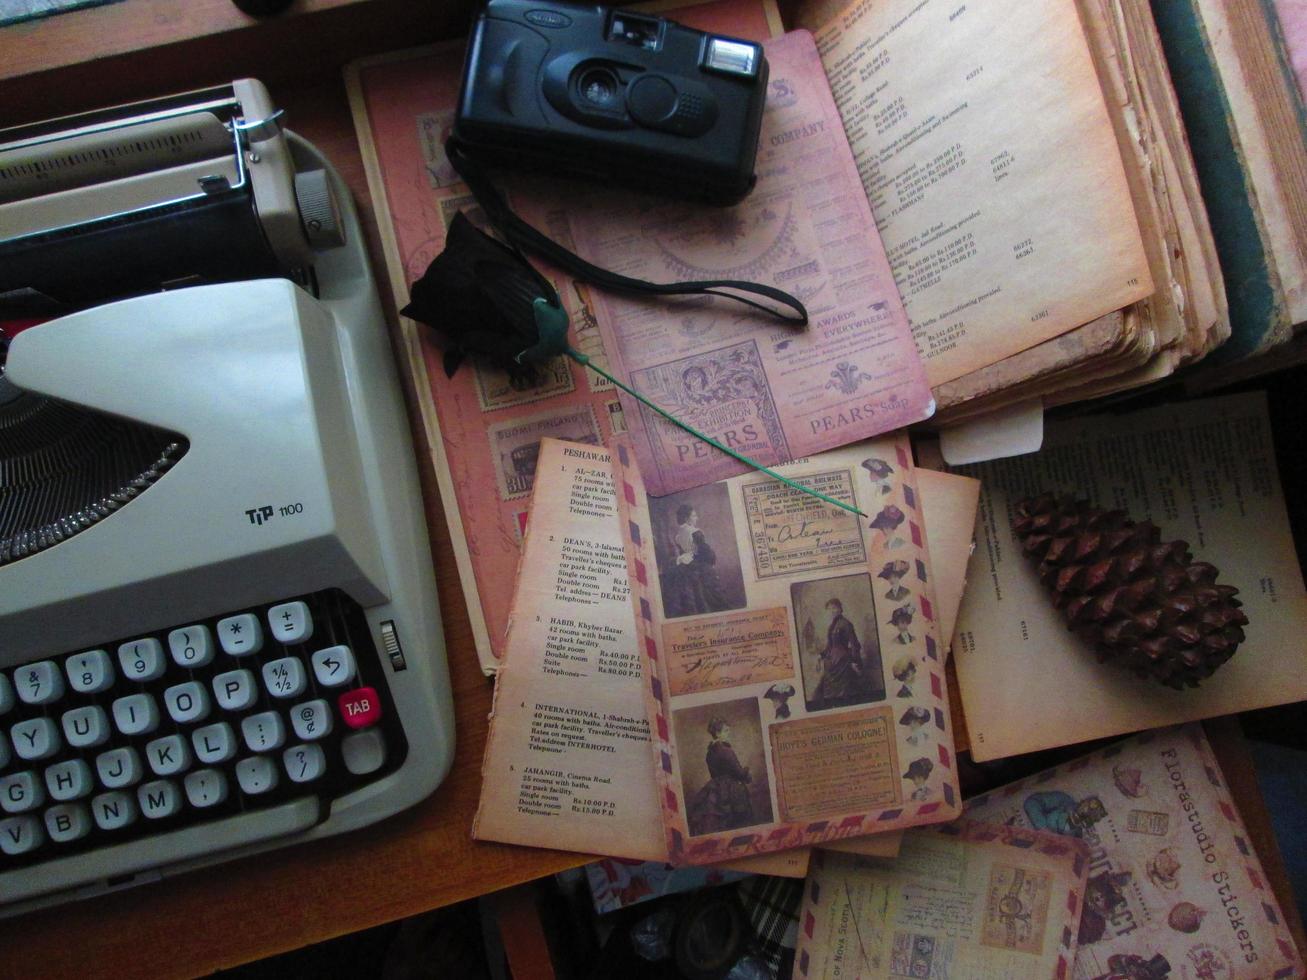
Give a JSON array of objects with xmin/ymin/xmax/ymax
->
[
  {"xmin": 966, "ymin": 724, "xmax": 1303, "ymax": 979},
  {"xmin": 794, "ymin": 823, "xmax": 1090, "ymax": 979},
  {"xmin": 612, "ymin": 436, "xmax": 962, "ymax": 865}
]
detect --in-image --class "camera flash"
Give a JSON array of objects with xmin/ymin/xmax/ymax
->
[{"xmin": 704, "ymin": 38, "xmax": 760, "ymax": 78}]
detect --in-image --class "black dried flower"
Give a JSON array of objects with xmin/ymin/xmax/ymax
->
[{"xmin": 401, "ymin": 213, "xmax": 568, "ymax": 382}]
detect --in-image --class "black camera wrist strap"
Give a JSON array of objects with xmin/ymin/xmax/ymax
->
[{"xmin": 445, "ymin": 139, "xmax": 809, "ymax": 326}]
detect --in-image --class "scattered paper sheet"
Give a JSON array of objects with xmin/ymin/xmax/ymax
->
[
  {"xmin": 966, "ymin": 725, "xmax": 1304, "ymax": 979},
  {"xmin": 544, "ymin": 30, "xmax": 934, "ymax": 496},
  {"xmin": 795, "ymin": 823, "xmax": 1089, "ymax": 979},
  {"xmin": 950, "ymin": 392, "xmax": 1307, "ymax": 761}
]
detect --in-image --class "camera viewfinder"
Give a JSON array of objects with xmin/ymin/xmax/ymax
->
[
  {"xmin": 703, "ymin": 38, "xmax": 761, "ymax": 78},
  {"xmin": 607, "ymin": 12, "xmax": 662, "ymax": 50}
]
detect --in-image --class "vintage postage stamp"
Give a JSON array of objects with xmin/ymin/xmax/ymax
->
[
  {"xmin": 487, "ymin": 406, "xmax": 601, "ymax": 501},
  {"xmin": 661, "ymin": 607, "xmax": 793, "ymax": 697},
  {"xmin": 416, "ymin": 110, "xmax": 459, "ymax": 189},
  {"xmin": 1126, "ymin": 809, "xmax": 1170, "ymax": 836},
  {"xmin": 473, "ymin": 358, "xmax": 576, "ymax": 412},
  {"xmin": 891, "ymin": 932, "xmax": 940, "ymax": 979},
  {"xmin": 981, "ymin": 863, "xmax": 1052, "ymax": 955},
  {"xmin": 742, "ymin": 468, "xmax": 865, "ymax": 579},
  {"xmin": 769, "ymin": 706, "xmax": 900, "ymax": 823}
]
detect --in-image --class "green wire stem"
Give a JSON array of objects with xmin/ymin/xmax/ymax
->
[{"xmin": 568, "ymin": 348, "xmax": 868, "ymax": 519}]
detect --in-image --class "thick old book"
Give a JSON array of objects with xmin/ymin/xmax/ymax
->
[
  {"xmin": 1154, "ymin": 0, "xmax": 1307, "ymax": 365},
  {"xmin": 965, "ymin": 725, "xmax": 1303, "ymax": 979},
  {"xmin": 613, "ymin": 435, "xmax": 962, "ymax": 865},
  {"xmin": 938, "ymin": 392, "xmax": 1307, "ymax": 762},
  {"xmin": 794, "ymin": 824, "xmax": 1091, "ymax": 979},
  {"xmin": 797, "ymin": 0, "xmax": 1226, "ymax": 419},
  {"xmin": 474, "ymin": 438, "xmax": 979, "ymax": 866}
]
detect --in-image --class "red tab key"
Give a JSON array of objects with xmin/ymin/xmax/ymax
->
[{"xmin": 338, "ymin": 687, "xmax": 381, "ymax": 729}]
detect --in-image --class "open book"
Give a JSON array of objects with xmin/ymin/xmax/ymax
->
[
  {"xmin": 474, "ymin": 437, "xmax": 979, "ymax": 867},
  {"xmin": 790, "ymin": 0, "xmax": 1227, "ymax": 422}
]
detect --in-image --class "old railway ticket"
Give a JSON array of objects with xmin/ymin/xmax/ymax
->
[
  {"xmin": 613, "ymin": 435, "xmax": 961, "ymax": 864},
  {"xmin": 546, "ymin": 31, "xmax": 932, "ymax": 497},
  {"xmin": 794, "ymin": 823, "xmax": 1089, "ymax": 979}
]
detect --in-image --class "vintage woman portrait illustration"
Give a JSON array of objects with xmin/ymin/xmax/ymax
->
[
  {"xmin": 649, "ymin": 481, "xmax": 749, "ymax": 619},
  {"xmin": 675, "ymin": 697, "xmax": 774, "ymax": 837},
  {"xmin": 793, "ymin": 573, "xmax": 885, "ymax": 712}
]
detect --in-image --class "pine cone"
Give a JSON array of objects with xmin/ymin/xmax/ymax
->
[{"xmin": 1012, "ymin": 493, "xmax": 1247, "ymax": 689}]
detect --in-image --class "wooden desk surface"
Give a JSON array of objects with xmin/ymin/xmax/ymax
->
[{"xmin": 0, "ymin": 11, "xmax": 1302, "ymax": 979}]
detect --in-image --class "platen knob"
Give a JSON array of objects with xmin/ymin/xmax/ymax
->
[{"xmin": 293, "ymin": 168, "xmax": 345, "ymax": 250}]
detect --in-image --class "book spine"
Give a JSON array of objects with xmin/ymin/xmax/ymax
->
[{"xmin": 1150, "ymin": 0, "xmax": 1287, "ymax": 362}]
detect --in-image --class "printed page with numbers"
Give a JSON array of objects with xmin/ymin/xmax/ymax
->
[{"xmin": 808, "ymin": 0, "xmax": 1153, "ymax": 387}]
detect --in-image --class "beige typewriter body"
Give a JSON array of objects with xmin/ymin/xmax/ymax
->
[{"xmin": 0, "ymin": 82, "xmax": 454, "ymax": 916}]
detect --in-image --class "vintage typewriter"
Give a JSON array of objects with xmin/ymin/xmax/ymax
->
[{"xmin": 0, "ymin": 79, "xmax": 455, "ymax": 915}]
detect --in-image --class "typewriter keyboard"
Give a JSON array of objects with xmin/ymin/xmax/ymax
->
[{"xmin": 0, "ymin": 589, "xmax": 407, "ymax": 872}]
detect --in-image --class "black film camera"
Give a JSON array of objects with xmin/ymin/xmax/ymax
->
[{"xmin": 453, "ymin": 0, "xmax": 769, "ymax": 205}]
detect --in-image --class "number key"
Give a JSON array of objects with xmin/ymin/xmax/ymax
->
[
  {"xmin": 17, "ymin": 662, "xmax": 63, "ymax": 706},
  {"xmin": 117, "ymin": 639, "xmax": 165, "ymax": 682},
  {"xmin": 167, "ymin": 626, "xmax": 214, "ymax": 668},
  {"xmin": 66, "ymin": 649, "xmax": 113, "ymax": 694}
]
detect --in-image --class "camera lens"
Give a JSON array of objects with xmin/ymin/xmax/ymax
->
[{"xmin": 578, "ymin": 66, "xmax": 620, "ymax": 107}]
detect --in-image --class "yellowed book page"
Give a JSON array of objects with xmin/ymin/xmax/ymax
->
[
  {"xmin": 814, "ymin": 0, "xmax": 1152, "ymax": 387},
  {"xmin": 950, "ymin": 392, "xmax": 1307, "ymax": 762},
  {"xmin": 822, "ymin": 829, "xmax": 903, "ymax": 858},
  {"xmin": 1086, "ymin": 0, "xmax": 1222, "ymax": 362},
  {"xmin": 933, "ymin": 312, "xmax": 1130, "ymax": 413},
  {"xmin": 1116, "ymin": 0, "xmax": 1226, "ymax": 354},
  {"xmin": 915, "ymin": 469, "xmax": 980, "ymax": 652},
  {"xmin": 1077, "ymin": 0, "xmax": 1185, "ymax": 361},
  {"xmin": 474, "ymin": 439, "xmax": 665, "ymax": 860},
  {"xmin": 795, "ymin": 825, "xmax": 1089, "ymax": 979}
]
